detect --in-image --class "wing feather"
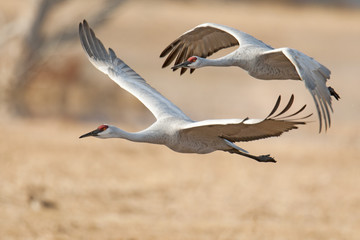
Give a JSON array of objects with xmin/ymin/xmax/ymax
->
[
  {"xmin": 160, "ymin": 23, "xmax": 240, "ymax": 74},
  {"xmin": 281, "ymin": 48, "xmax": 332, "ymax": 132},
  {"xmin": 260, "ymin": 48, "xmax": 333, "ymax": 132},
  {"xmin": 179, "ymin": 95, "xmax": 309, "ymax": 142},
  {"xmin": 79, "ymin": 20, "xmax": 190, "ymax": 120}
]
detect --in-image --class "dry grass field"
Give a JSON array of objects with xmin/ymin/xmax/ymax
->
[{"xmin": 0, "ymin": 1, "xmax": 359, "ymax": 239}]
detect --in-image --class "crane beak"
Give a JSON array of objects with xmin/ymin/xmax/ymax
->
[
  {"xmin": 171, "ymin": 61, "xmax": 191, "ymax": 70},
  {"xmin": 79, "ymin": 128, "xmax": 101, "ymax": 138}
]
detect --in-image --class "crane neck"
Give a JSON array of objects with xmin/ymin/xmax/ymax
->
[
  {"xmin": 201, "ymin": 57, "xmax": 234, "ymax": 67},
  {"xmin": 200, "ymin": 52, "xmax": 248, "ymax": 69},
  {"xmin": 107, "ymin": 125, "xmax": 164, "ymax": 144}
]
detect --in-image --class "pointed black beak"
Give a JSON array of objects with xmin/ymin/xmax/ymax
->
[
  {"xmin": 171, "ymin": 61, "xmax": 191, "ymax": 70},
  {"xmin": 79, "ymin": 128, "xmax": 101, "ymax": 138}
]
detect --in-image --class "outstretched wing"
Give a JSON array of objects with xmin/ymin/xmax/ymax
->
[
  {"xmin": 179, "ymin": 95, "xmax": 311, "ymax": 142},
  {"xmin": 261, "ymin": 48, "xmax": 333, "ymax": 132},
  {"xmin": 160, "ymin": 23, "xmax": 241, "ymax": 75},
  {"xmin": 79, "ymin": 20, "xmax": 190, "ymax": 121}
]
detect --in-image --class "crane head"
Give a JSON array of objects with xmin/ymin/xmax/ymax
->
[
  {"xmin": 79, "ymin": 124, "xmax": 109, "ymax": 139},
  {"xmin": 172, "ymin": 56, "xmax": 200, "ymax": 70}
]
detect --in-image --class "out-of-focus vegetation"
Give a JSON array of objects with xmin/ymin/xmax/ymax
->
[{"xmin": 0, "ymin": 0, "xmax": 126, "ymax": 118}]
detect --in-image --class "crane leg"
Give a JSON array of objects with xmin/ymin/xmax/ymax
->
[
  {"xmin": 328, "ymin": 86, "xmax": 340, "ymax": 100},
  {"xmin": 222, "ymin": 138, "xmax": 276, "ymax": 163},
  {"xmin": 226, "ymin": 149, "xmax": 276, "ymax": 163}
]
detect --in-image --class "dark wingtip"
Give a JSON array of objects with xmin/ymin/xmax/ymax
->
[
  {"xmin": 82, "ymin": 19, "xmax": 89, "ymax": 28},
  {"xmin": 79, "ymin": 19, "xmax": 87, "ymax": 31},
  {"xmin": 162, "ymin": 61, "xmax": 170, "ymax": 68},
  {"xmin": 266, "ymin": 95, "xmax": 281, "ymax": 119},
  {"xmin": 272, "ymin": 94, "xmax": 294, "ymax": 118},
  {"xmin": 159, "ymin": 50, "xmax": 168, "ymax": 58},
  {"xmin": 180, "ymin": 68, "xmax": 186, "ymax": 75}
]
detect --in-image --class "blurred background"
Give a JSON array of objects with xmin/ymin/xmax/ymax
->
[{"xmin": 0, "ymin": 0, "xmax": 359, "ymax": 239}]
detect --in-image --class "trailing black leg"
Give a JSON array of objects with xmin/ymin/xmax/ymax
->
[
  {"xmin": 328, "ymin": 86, "xmax": 340, "ymax": 100},
  {"xmin": 225, "ymin": 149, "xmax": 276, "ymax": 163}
]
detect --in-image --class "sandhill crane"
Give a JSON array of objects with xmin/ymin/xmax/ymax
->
[
  {"xmin": 79, "ymin": 20, "xmax": 311, "ymax": 163},
  {"xmin": 160, "ymin": 23, "xmax": 340, "ymax": 133}
]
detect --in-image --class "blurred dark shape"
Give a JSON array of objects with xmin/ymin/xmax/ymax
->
[
  {"xmin": 225, "ymin": 0, "xmax": 360, "ymax": 7},
  {"xmin": 292, "ymin": 0, "xmax": 360, "ymax": 7},
  {"xmin": 27, "ymin": 185, "xmax": 58, "ymax": 211}
]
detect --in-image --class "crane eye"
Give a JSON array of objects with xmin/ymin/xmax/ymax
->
[
  {"xmin": 188, "ymin": 57, "xmax": 197, "ymax": 62},
  {"xmin": 97, "ymin": 125, "xmax": 108, "ymax": 131}
]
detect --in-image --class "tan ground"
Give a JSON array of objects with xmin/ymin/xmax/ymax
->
[{"xmin": 0, "ymin": 1, "xmax": 359, "ymax": 239}]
